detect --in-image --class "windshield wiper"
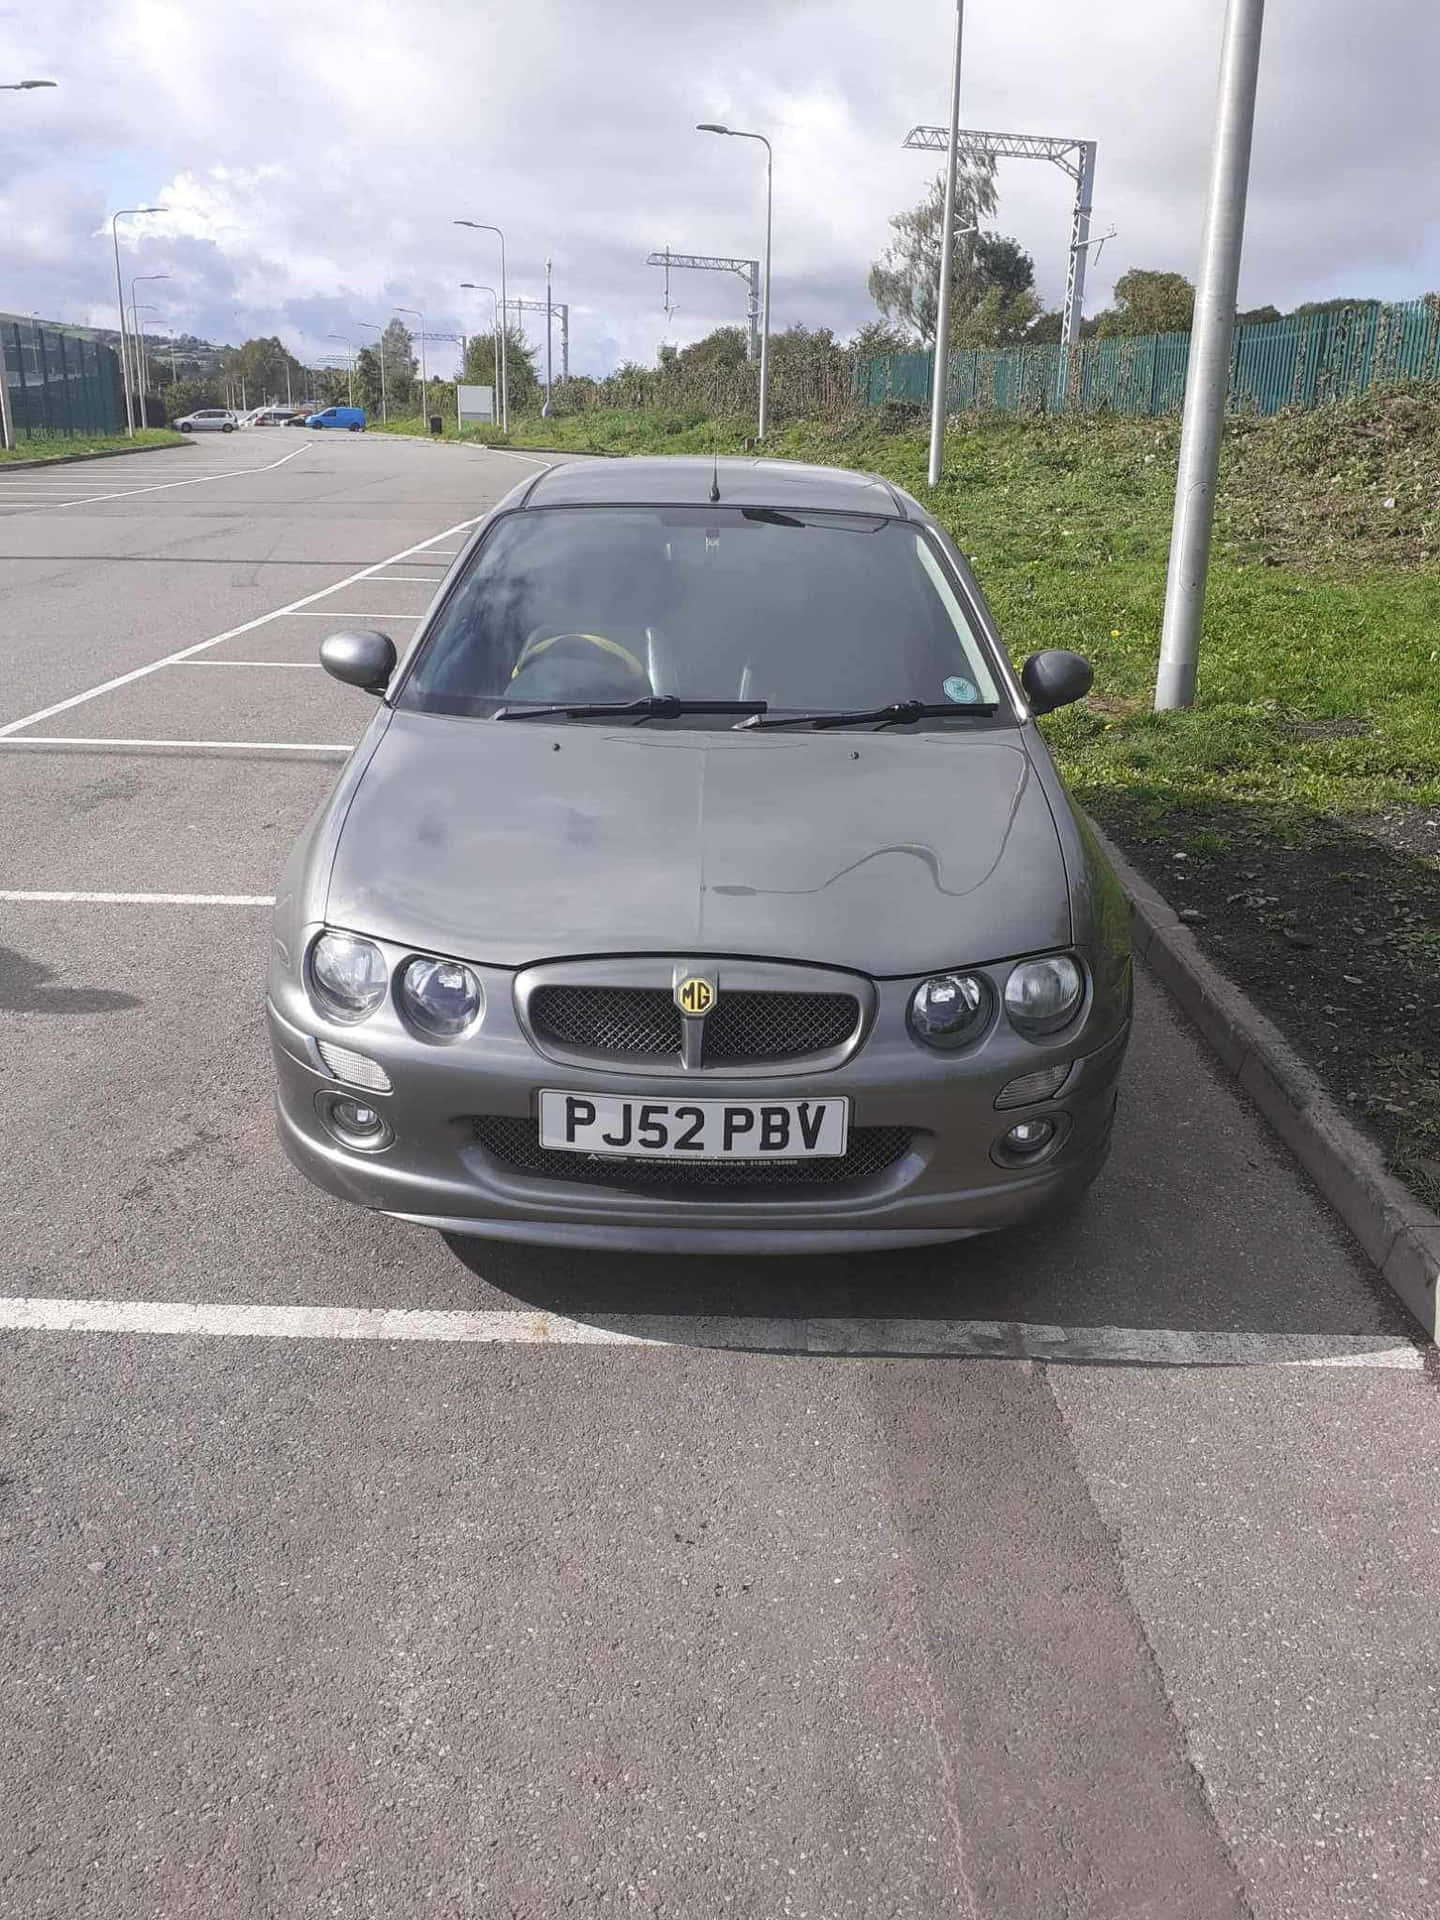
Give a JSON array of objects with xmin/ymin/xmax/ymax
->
[
  {"xmin": 739, "ymin": 699, "xmax": 999, "ymax": 731},
  {"xmin": 496, "ymin": 695, "xmax": 767, "ymax": 723}
]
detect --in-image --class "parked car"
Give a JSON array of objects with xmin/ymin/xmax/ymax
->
[
  {"xmin": 268, "ymin": 456, "xmax": 1132, "ymax": 1253},
  {"xmin": 247, "ymin": 407, "xmax": 307, "ymax": 427},
  {"xmin": 174, "ymin": 408, "xmax": 238, "ymax": 433},
  {"xmin": 307, "ymin": 406, "xmax": 366, "ymax": 432}
]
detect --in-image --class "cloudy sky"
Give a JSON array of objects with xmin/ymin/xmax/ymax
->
[{"xmin": 2, "ymin": 0, "xmax": 1437, "ymax": 378}]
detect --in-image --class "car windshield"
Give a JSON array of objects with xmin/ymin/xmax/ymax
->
[{"xmin": 397, "ymin": 506, "xmax": 1005, "ymax": 721}]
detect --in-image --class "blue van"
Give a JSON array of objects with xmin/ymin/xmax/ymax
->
[{"xmin": 307, "ymin": 406, "xmax": 366, "ymax": 431}]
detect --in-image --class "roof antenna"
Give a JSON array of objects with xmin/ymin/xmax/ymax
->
[{"xmin": 709, "ymin": 448, "xmax": 721, "ymax": 503}]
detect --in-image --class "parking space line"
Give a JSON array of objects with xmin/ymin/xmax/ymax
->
[
  {"xmin": 0, "ymin": 1296, "xmax": 1423, "ymax": 1364},
  {"xmin": 0, "ymin": 444, "xmax": 311, "ymax": 517},
  {"xmin": 0, "ymin": 736, "xmax": 351, "ymax": 756},
  {"xmin": 0, "ymin": 512, "xmax": 483, "ymax": 741},
  {"xmin": 0, "ymin": 890, "xmax": 273, "ymax": 905}
]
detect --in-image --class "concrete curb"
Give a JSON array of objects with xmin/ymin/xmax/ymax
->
[
  {"xmin": 1093, "ymin": 824, "xmax": 1439, "ymax": 1336},
  {"xmin": 0, "ymin": 438, "xmax": 190, "ymax": 471}
]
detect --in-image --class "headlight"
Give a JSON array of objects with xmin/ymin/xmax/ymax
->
[
  {"xmin": 1004, "ymin": 955, "xmax": 1084, "ymax": 1036},
  {"xmin": 909, "ymin": 972, "xmax": 993, "ymax": 1050},
  {"xmin": 310, "ymin": 931, "xmax": 388, "ymax": 1022},
  {"xmin": 399, "ymin": 955, "xmax": 483, "ymax": 1036}
]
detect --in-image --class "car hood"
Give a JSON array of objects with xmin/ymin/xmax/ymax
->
[{"xmin": 324, "ymin": 709, "xmax": 1071, "ymax": 976}]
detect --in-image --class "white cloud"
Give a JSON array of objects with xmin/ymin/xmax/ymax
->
[{"xmin": 3, "ymin": 0, "xmax": 1437, "ymax": 375}]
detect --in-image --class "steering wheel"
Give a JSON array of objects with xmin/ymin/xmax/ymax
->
[{"xmin": 508, "ymin": 630, "xmax": 652, "ymax": 698}]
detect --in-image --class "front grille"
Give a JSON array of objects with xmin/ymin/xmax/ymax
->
[
  {"xmin": 471, "ymin": 1117, "xmax": 912, "ymax": 1192},
  {"xmin": 703, "ymin": 990, "xmax": 858, "ymax": 1062},
  {"xmin": 530, "ymin": 985, "xmax": 680, "ymax": 1057},
  {"xmin": 527, "ymin": 984, "xmax": 860, "ymax": 1065}
]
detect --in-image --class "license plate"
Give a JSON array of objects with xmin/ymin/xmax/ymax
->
[{"xmin": 538, "ymin": 1091, "xmax": 849, "ymax": 1160}]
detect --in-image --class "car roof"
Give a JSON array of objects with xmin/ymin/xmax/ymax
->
[{"xmin": 521, "ymin": 455, "xmax": 915, "ymax": 519}]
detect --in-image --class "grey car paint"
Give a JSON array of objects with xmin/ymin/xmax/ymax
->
[{"xmin": 267, "ymin": 455, "xmax": 1132, "ymax": 1252}]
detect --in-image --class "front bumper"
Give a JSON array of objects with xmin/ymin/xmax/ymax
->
[{"xmin": 267, "ymin": 967, "xmax": 1130, "ymax": 1253}]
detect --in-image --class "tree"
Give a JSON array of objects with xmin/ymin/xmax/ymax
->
[
  {"xmin": 849, "ymin": 319, "xmax": 910, "ymax": 357},
  {"xmin": 162, "ymin": 378, "xmax": 225, "ymax": 423},
  {"xmin": 953, "ymin": 284, "xmax": 1043, "ymax": 347},
  {"xmin": 1094, "ymin": 269, "xmax": 1196, "ymax": 336},
  {"xmin": 461, "ymin": 325, "xmax": 540, "ymax": 412},
  {"xmin": 379, "ymin": 318, "xmax": 417, "ymax": 409},
  {"xmin": 867, "ymin": 161, "xmax": 999, "ymax": 344},
  {"xmin": 973, "ymin": 233, "xmax": 1034, "ymax": 303},
  {"xmin": 1236, "ymin": 304, "xmax": 1282, "ymax": 327},
  {"xmin": 218, "ymin": 335, "xmax": 306, "ymax": 407}
]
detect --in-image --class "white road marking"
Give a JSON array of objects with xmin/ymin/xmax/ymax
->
[
  {"xmin": 0, "ymin": 513, "xmax": 483, "ymax": 741},
  {"xmin": 0, "ymin": 890, "xmax": 273, "ymax": 905},
  {"xmin": 0, "ymin": 1296, "xmax": 1424, "ymax": 1366},
  {"xmin": 0, "ymin": 444, "xmax": 310, "ymax": 516},
  {"xmin": 0, "ymin": 736, "xmax": 351, "ymax": 756}
]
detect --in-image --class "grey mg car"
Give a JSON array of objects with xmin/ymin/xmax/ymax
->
[{"xmin": 267, "ymin": 456, "xmax": 1132, "ymax": 1251}]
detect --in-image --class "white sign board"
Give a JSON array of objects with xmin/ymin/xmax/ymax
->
[{"xmin": 457, "ymin": 383, "xmax": 495, "ymax": 428}]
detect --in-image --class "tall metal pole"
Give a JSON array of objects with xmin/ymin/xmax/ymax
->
[
  {"xmin": 542, "ymin": 257, "xmax": 553, "ymax": 417},
  {"xmin": 109, "ymin": 208, "xmax": 166, "ymax": 438},
  {"xmin": 454, "ymin": 223, "xmax": 509, "ymax": 431},
  {"xmin": 696, "ymin": 125, "xmax": 773, "ymax": 440},
  {"xmin": 927, "ymin": 1, "xmax": 965, "ymax": 489},
  {"xmin": 1155, "ymin": 0, "xmax": 1265, "ymax": 711},
  {"xmin": 1056, "ymin": 141, "xmax": 1096, "ymax": 410},
  {"xmin": 112, "ymin": 218, "xmax": 134, "ymax": 437}
]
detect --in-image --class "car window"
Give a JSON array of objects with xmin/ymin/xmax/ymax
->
[{"xmin": 398, "ymin": 506, "xmax": 1004, "ymax": 720}]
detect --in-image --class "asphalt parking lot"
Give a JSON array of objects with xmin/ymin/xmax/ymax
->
[{"xmin": 2, "ymin": 430, "xmax": 1438, "ymax": 1919}]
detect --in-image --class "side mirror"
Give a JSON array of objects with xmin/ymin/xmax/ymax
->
[
  {"xmin": 1021, "ymin": 649, "xmax": 1093, "ymax": 716},
  {"xmin": 320, "ymin": 628, "xmax": 397, "ymax": 696}
]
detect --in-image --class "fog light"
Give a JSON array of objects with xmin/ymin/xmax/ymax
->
[
  {"xmin": 995, "ymin": 1064, "xmax": 1070, "ymax": 1109},
  {"xmin": 316, "ymin": 1040, "xmax": 392, "ymax": 1093},
  {"xmin": 1002, "ymin": 1117, "xmax": 1056, "ymax": 1155},
  {"xmin": 316, "ymin": 1090, "xmax": 394, "ymax": 1152}
]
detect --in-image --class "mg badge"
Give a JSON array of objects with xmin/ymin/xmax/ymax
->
[{"xmin": 675, "ymin": 975, "xmax": 716, "ymax": 1017}]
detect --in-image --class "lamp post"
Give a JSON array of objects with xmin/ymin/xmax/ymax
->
[
  {"xmin": 696, "ymin": 122, "xmax": 772, "ymax": 440},
  {"xmin": 924, "ymin": 1, "xmax": 965, "ymax": 489},
  {"xmin": 326, "ymin": 334, "xmax": 355, "ymax": 406},
  {"xmin": 542, "ymin": 257, "xmax": 554, "ymax": 417},
  {"xmin": 357, "ymin": 321, "xmax": 387, "ymax": 424},
  {"xmin": 453, "ymin": 221, "xmax": 508, "ymax": 431},
  {"xmin": 110, "ymin": 206, "xmax": 168, "ymax": 437},
  {"xmin": 132, "ymin": 303, "xmax": 163, "ymax": 408},
  {"xmin": 393, "ymin": 307, "xmax": 427, "ymax": 424},
  {"xmin": 460, "ymin": 283, "xmax": 502, "ymax": 425},
  {"xmin": 1155, "ymin": 0, "xmax": 1266, "ymax": 710},
  {"xmin": 129, "ymin": 274, "xmax": 170, "ymax": 417}
]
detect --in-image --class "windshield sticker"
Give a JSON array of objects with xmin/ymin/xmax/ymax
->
[{"xmin": 943, "ymin": 675, "xmax": 981, "ymax": 705}]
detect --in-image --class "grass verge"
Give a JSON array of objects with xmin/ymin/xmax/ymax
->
[
  {"xmin": 394, "ymin": 394, "xmax": 1440, "ymax": 1205},
  {"xmin": 0, "ymin": 428, "xmax": 187, "ymax": 464}
]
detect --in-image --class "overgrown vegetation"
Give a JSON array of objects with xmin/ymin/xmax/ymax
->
[
  {"xmin": 452, "ymin": 387, "xmax": 1440, "ymax": 1203},
  {"xmin": 0, "ymin": 427, "xmax": 185, "ymax": 462}
]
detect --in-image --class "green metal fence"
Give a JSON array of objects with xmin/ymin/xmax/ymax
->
[
  {"xmin": 858, "ymin": 298, "xmax": 1440, "ymax": 420},
  {"xmin": 0, "ymin": 315, "xmax": 125, "ymax": 442}
]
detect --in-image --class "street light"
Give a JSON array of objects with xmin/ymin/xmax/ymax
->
[
  {"xmin": 110, "ymin": 206, "xmax": 168, "ymax": 437},
  {"xmin": 130, "ymin": 274, "xmax": 170, "ymax": 411},
  {"xmin": 132, "ymin": 303, "xmax": 163, "ymax": 406},
  {"xmin": 393, "ymin": 307, "xmax": 426, "ymax": 424},
  {"xmin": 460, "ymin": 284, "xmax": 502, "ymax": 426},
  {"xmin": 697, "ymin": 122, "xmax": 772, "ymax": 440},
  {"xmin": 1, "ymin": 80, "xmax": 56, "ymax": 90},
  {"xmin": 454, "ymin": 221, "xmax": 508, "ymax": 431},
  {"xmin": 356, "ymin": 322, "xmax": 387, "ymax": 424},
  {"xmin": 326, "ymin": 334, "xmax": 355, "ymax": 406}
]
